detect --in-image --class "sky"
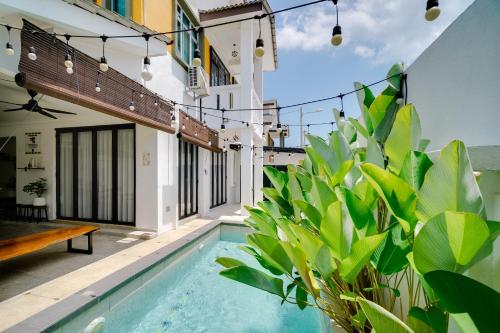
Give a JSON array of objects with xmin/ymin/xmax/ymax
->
[{"xmin": 264, "ymin": 0, "xmax": 474, "ymax": 147}]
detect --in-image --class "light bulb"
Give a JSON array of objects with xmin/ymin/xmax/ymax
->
[
  {"xmin": 141, "ymin": 57, "xmax": 153, "ymax": 81},
  {"xmin": 220, "ymin": 124, "xmax": 226, "ymax": 133},
  {"xmin": 95, "ymin": 82, "xmax": 101, "ymax": 92},
  {"xmin": 425, "ymin": 0, "xmax": 440, "ymax": 21},
  {"xmin": 195, "ymin": 132, "xmax": 198, "ymax": 137},
  {"xmin": 4, "ymin": 42, "xmax": 14, "ymax": 56},
  {"xmin": 64, "ymin": 53, "xmax": 73, "ymax": 68},
  {"xmin": 255, "ymin": 38, "xmax": 265, "ymax": 58},
  {"xmin": 66, "ymin": 67, "xmax": 74, "ymax": 75},
  {"xmin": 396, "ymin": 92, "xmax": 404, "ymax": 105},
  {"xmin": 331, "ymin": 25, "xmax": 342, "ymax": 46},
  {"xmin": 129, "ymin": 101, "xmax": 135, "ymax": 111},
  {"xmin": 192, "ymin": 49, "xmax": 202, "ymax": 67},
  {"xmin": 208, "ymin": 140, "xmax": 212, "ymax": 146},
  {"xmin": 99, "ymin": 57, "xmax": 109, "ymax": 72},
  {"xmin": 276, "ymin": 124, "xmax": 282, "ymax": 133},
  {"xmin": 182, "ymin": 124, "xmax": 186, "ymax": 130},
  {"xmin": 154, "ymin": 100, "xmax": 158, "ymax": 106},
  {"xmin": 28, "ymin": 46, "xmax": 37, "ymax": 61}
]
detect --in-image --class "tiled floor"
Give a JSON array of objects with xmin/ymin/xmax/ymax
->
[{"xmin": 0, "ymin": 204, "xmax": 244, "ymax": 332}]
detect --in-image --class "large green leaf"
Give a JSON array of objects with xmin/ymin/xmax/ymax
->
[
  {"xmin": 263, "ymin": 166, "xmax": 289, "ymax": 199},
  {"xmin": 247, "ymin": 233, "xmax": 293, "ymax": 275},
  {"xmin": 281, "ymin": 241, "xmax": 320, "ymax": 297},
  {"xmin": 339, "ymin": 232, "xmax": 387, "ymax": 283},
  {"xmin": 349, "ymin": 117, "xmax": 369, "ymax": 139},
  {"xmin": 287, "ymin": 172, "xmax": 304, "ymax": 220},
  {"xmin": 399, "ymin": 151, "xmax": 433, "ymax": 190},
  {"xmin": 315, "ymin": 245, "xmax": 337, "ymax": 279},
  {"xmin": 357, "ymin": 298, "xmax": 415, "ymax": 333},
  {"xmin": 413, "ymin": 211, "xmax": 490, "ymax": 274},
  {"xmin": 310, "ymin": 176, "xmax": 337, "ymax": 215},
  {"xmin": 417, "ymin": 140, "xmax": 485, "ymax": 222},
  {"xmin": 306, "ymin": 134, "xmax": 339, "ymax": 177},
  {"xmin": 386, "ymin": 63, "xmax": 404, "ymax": 91},
  {"xmin": 368, "ymin": 86, "xmax": 397, "ymax": 141},
  {"xmin": 246, "ymin": 207, "xmax": 277, "ymax": 237},
  {"xmin": 366, "ymin": 137, "xmax": 385, "ymax": 168},
  {"xmin": 262, "ymin": 187, "xmax": 293, "ymax": 215},
  {"xmin": 360, "ymin": 163, "xmax": 417, "ymax": 233},
  {"xmin": 220, "ymin": 265, "xmax": 285, "ymax": 298},
  {"xmin": 320, "ymin": 201, "xmax": 351, "ymax": 260},
  {"xmin": 344, "ymin": 188, "xmax": 375, "ymax": 230},
  {"xmin": 407, "ymin": 306, "xmax": 447, "ymax": 333},
  {"xmin": 289, "ymin": 224, "xmax": 323, "ymax": 262},
  {"xmin": 353, "ymin": 82, "xmax": 375, "ymax": 134},
  {"xmin": 216, "ymin": 257, "xmax": 246, "ymax": 268},
  {"xmin": 293, "ymin": 200, "xmax": 322, "ymax": 230},
  {"xmin": 424, "ymin": 270, "xmax": 500, "ymax": 333},
  {"xmin": 385, "ymin": 104, "xmax": 421, "ymax": 174},
  {"xmin": 328, "ymin": 131, "xmax": 354, "ymax": 173},
  {"xmin": 371, "ymin": 224, "xmax": 410, "ymax": 275}
]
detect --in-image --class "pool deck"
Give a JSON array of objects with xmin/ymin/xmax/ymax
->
[{"xmin": 0, "ymin": 204, "xmax": 246, "ymax": 332}]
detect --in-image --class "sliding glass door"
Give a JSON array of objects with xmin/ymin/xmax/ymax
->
[
  {"xmin": 56, "ymin": 124, "xmax": 135, "ymax": 225},
  {"xmin": 178, "ymin": 140, "xmax": 198, "ymax": 219},
  {"xmin": 211, "ymin": 151, "xmax": 227, "ymax": 208}
]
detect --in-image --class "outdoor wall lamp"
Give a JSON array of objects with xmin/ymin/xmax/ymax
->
[{"xmin": 425, "ymin": 0, "xmax": 441, "ymax": 21}]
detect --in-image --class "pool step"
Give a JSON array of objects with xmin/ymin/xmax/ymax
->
[{"xmin": 127, "ymin": 230, "xmax": 158, "ymax": 240}]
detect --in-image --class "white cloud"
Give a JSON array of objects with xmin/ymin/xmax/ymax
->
[{"xmin": 276, "ymin": 0, "xmax": 474, "ymax": 64}]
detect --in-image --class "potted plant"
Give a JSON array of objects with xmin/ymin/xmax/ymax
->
[
  {"xmin": 216, "ymin": 64, "xmax": 499, "ymax": 332},
  {"xmin": 23, "ymin": 177, "xmax": 48, "ymax": 206}
]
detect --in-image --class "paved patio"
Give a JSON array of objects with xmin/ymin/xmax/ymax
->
[{"xmin": 0, "ymin": 220, "xmax": 144, "ymax": 301}]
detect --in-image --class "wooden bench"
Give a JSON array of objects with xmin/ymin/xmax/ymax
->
[{"xmin": 0, "ymin": 226, "xmax": 99, "ymax": 262}]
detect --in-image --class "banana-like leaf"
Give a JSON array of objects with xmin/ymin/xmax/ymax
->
[
  {"xmin": 310, "ymin": 176, "xmax": 337, "ymax": 215},
  {"xmin": 339, "ymin": 232, "xmax": 387, "ymax": 283},
  {"xmin": 263, "ymin": 166, "xmax": 289, "ymax": 199},
  {"xmin": 399, "ymin": 151, "xmax": 433, "ymax": 190},
  {"xmin": 216, "ymin": 257, "xmax": 246, "ymax": 268},
  {"xmin": 262, "ymin": 187, "xmax": 293, "ymax": 215},
  {"xmin": 306, "ymin": 134, "xmax": 337, "ymax": 176},
  {"xmin": 353, "ymin": 82, "xmax": 375, "ymax": 134},
  {"xmin": 360, "ymin": 163, "xmax": 417, "ymax": 233},
  {"xmin": 413, "ymin": 211, "xmax": 490, "ymax": 274},
  {"xmin": 343, "ymin": 122, "xmax": 357, "ymax": 144},
  {"xmin": 417, "ymin": 140, "xmax": 485, "ymax": 222},
  {"xmin": 293, "ymin": 200, "xmax": 322, "ymax": 230},
  {"xmin": 289, "ymin": 224, "xmax": 323, "ymax": 262},
  {"xmin": 247, "ymin": 233, "xmax": 294, "ymax": 275},
  {"xmin": 320, "ymin": 201, "xmax": 352, "ymax": 260},
  {"xmin": 385, "ymin": 104, "xmax": 421, "ymax": 174},
  {"xmin": 257, "ymin": 201, "xmax": 283, "ymax": 222},
  {"xmin": 220, "ymin": 265, "xmax": 285, "ymax": 298},
  {"xmin": 424, "ymin": 270, "xmax": 500, "ymax": 333},
  {"xmin": 407, "ymin": 306, "xmax": 447, "ymax": 333},
  {"xmin": 367, "ymin": 137, "xmax": 385, "ymax": 168},
  {"xmin": 296, "ymin": 284, "xmax": 309, "ymax": 310},
  {"xmin": 281, "ymin": 241, "xmax": 320, "ymax": 298},
  {"xmin": 368, "ymin": 86, "xmax": 397, "ymax": 135},
  {"xmin": 329, "ymin": 131, "xmax": 354, "ymax": 171},
  {"xmin": 246, "ymin": 207, "xmax": 277, "ymax": 237},
  {"xmin": 344, "ymin": 188, "xmax": 375, "ymax": 230},
  {"xmin": 386, "ymin": 63, "xmax": 404, "ymax": 91},
  {"xmin": 287, "ymin": 172, "xmax": 304, "ymax": 220},
  {"xmin": 331, "ymin": 160, "xmax": 355, "ymax": 187},
  {"xmin": 348, "ymin": 117, "xmax": 369, "ymax": 139},
  {"xmin": 357, "ymin": 298, "xmax": 415, "ymax": 333},
  {"xmin": 315, "ymin": 245, "xmax": 337, "ymax": 279},
  {"xmin": 418, "ymin": 138, "xmax": 431, "ymax": 152},
  {"xmin": 371, "ymin": 224, "xmax": 410, "ymax": 275}
]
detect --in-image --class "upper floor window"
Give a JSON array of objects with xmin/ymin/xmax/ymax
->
[
  {"xmin": 210, "ymin": 47, "xmax": 230, "ymax": 87},
  {"xmin": 176, "ymin": 5, "xmax": 198, "ymax": 66},
  {"xmin": 103, "ymin": 0, "xmax": 132, "ymax": 18}
]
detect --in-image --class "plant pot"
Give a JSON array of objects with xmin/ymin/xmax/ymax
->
[{"xmin": 33, "ymin": 197, "xmax": 46, "ymax": 206}]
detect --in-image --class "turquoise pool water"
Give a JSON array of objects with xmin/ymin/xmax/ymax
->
[{"xmin": 54, "ymin": 226, "xmax": 327, "ymax": 333}]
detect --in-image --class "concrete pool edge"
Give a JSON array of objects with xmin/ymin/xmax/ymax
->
[{"xmin": 3, "ymin": 220, "xmax": 245, "ymax": 333}]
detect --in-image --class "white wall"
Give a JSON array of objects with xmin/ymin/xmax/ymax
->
[{"xmin": 407, "ymin": 0, "xmax": 500, "ymax": 152}]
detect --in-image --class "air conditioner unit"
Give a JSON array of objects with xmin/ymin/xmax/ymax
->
[{"xmin": 187, "ymin": 66, "xmax": 210, "ymax": 97}]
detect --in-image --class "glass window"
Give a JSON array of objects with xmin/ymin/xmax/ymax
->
[
  {"xmin": 178, "ymin": 140, "xmax": 199, "ymax": 219},
  {"xmin": 176, "ymin": 5, "xmax": 198, "ymax": 66},
  {"xmin": 104, "ymin": 0, "xmax": 132, "ymax": 18},
  {"xmin": 211, "ymin": 151, "xmax": 227, "ymax": 208},
  {"xmin": 210, "ymin": 47, "xmax": 230, "ymax": 87}
]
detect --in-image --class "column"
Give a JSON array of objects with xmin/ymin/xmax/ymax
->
[{"xmin": 240, "ymin": 128, "xmax": 254, "ymax": 213}]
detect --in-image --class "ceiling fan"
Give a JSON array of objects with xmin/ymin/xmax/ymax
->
[{"xmin": 0, "ymin": 89, "xmax": 76, "ymax": 119}]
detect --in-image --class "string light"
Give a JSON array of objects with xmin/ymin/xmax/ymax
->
[
  {"xmin": 129, "ymin": 90, "xmax": 135, "ymax": 111},
  {"xmin": 192, "ymin": 49, "xmax": 201, "ymax": 67},
  {"xmin": 27, "ymin": 46, "xmax": 37, "ymax": 60},
  {"xmin": 425, "ymin": 0, "xmax": 440, "ymax": 22},
  {"xmin": 255, "ymin": 16, "xmax": 265, "ymax": 58},
  {"xmin": 141, "ymin": 33, "xmax": 153, "ymax": 81},
  {"xmin": 4, "ymin": 25, "xmax": 14, "ymax": 56},
  {"xmin": 331, "ymin": 0, "xmax": 342, "ymax": 46},
  {"xmin": 99, "ymin": 35, "xmax": 109, "ymax": 72},
  {"xmin": 63, "ymin": 34, "xmax": 74, "ymax": 74},
  {"xmin": 276, "ymin": 107, "xmax": 282, "ymax": 133},
  {"xmin": 220, "ymin": 109, "xmax": 226, "ymax": 133},
  {"xmin": 338, "ymin": 94, "xmax": 346, "ymax": 126},
  {"xmin": 95, "ymin": 71, "xmax": 101, "ymax": 92},
  {"xmin": 154, "ymin": 94, "xmax": 159, "ymax": 106}
]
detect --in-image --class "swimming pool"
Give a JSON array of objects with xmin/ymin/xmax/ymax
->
[{"xmin": 43, "ymin": 224, "xmax": 329, "ymax": 333}]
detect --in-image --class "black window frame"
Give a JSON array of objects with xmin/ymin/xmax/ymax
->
[
  {"xmin": 210, "ymin": 151, "xmax": 227, "ymax": 208},
  {"xmin": 210, "ymin": 47, "xmax": 230, "ymax": 87},
  {"xmin": 178, "ymin": 140, "xmax": 199, "ymax": 219},
  {"xmin": 55, "ymin": 123, "xmax": 136, "ymax": 226}
]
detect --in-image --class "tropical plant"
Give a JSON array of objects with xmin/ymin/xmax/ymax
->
[
  {"xmin": 23, "ymin": 177, "xmax": 47, "ymax": 197},
  {"xmin": 216, "ymin": 64, "xmax": 500, "ymax": 332}
]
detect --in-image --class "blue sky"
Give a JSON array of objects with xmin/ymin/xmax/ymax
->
[{"xmin": 264, "ymin": 0, "xmax": 474, "ymax": 147}]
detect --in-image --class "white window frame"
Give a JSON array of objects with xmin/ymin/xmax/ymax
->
[{"xmin": 176, "ymin": 5, "xmax": 198, "ymax": 66}]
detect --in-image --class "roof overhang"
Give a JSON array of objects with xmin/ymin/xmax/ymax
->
[{"xmin": 199, "ymin": 0, "xmax": 277, "ymax": 71}]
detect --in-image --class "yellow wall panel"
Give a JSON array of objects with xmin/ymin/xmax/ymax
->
[
  {"xmin": 144, "ymin": 0, "xmax": 174, "ymax": 54},
  {"xmin": 132, "ymin": 0, "xmax": 144, "ymax": 25},
  {"xmin": 203, "ymin": 36, "xmax": 210, "ymax": 74},
  {"xmin": 95, "ymin": 0, "xmax": 103, "ymax": 6}
]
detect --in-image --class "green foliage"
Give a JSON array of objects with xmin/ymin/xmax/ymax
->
[
  {"xmin": 216, "ymin": 64, "xmax": 498, "ymax": 333},
  {"xmin": 22, "ymin": 177, "xmax": 47, "ymax": 197}
]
